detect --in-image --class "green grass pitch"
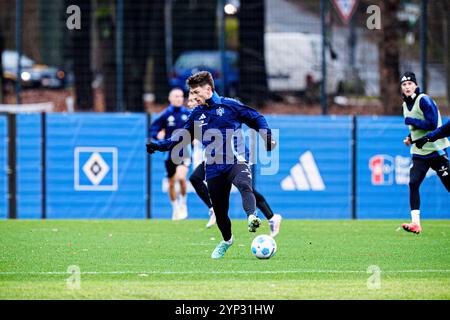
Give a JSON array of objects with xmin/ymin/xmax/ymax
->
[{"xmin": 0, "ymin": 219, "xmax": 449, "ymax": 299}]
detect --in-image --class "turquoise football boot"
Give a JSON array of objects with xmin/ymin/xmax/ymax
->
[{"xmin": 211, "ymin": 239, "xmax": 233, "ymax": 259}]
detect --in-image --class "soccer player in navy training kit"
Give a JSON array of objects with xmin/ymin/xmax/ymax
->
[
  {"xmin": 186, "ymin": 95, "xmax": 282, "ymax": 236},
  {"xmin": 150, "ymin": 88, "xmax": 192, "ymax": 220},
  {"xmin": 147, "ymin": 71, "xmax": 276, "ymax": 258},
  {"xmin": 400, "ymin": 72, "xmax": 450, "ymax": 234},
  {"xmin": 185, "ymin": 95, "xmax": 217, "ymax": 229}
]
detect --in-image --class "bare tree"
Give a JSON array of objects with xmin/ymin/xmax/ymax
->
[
  {"xmin": 442, "ymin": 0, "xmax": 450, "ymax": 108},
  {"xmin": 239, "ymin": 0, "xmax": 268, "ymax": 107},
  {"xmin": 377, "ymin": 0, "xmax": 401, "ymax": 115},
  {"xmin": 95, "ymin": 0, "xmax": 116, "ymax": 112},
  {"xmin": 23, "ymin": 0, "xmax": 40, "ymax": 62},
  {"xmin": 172, "ymin": 0, "xmax": 217, "ymax": 62},
  {"xmin": 123, "ymin": 0, "xmax": 152, "ymax": 111},
  {"xmin": 0, "ymin": 28, "xmax": 4, "ymax": 103},
  {"xmin": 148, "ymin": 0, "xmax": 169, "ymax": 104},
  {"xmin": 69, "ymin": 0, "xmax": 94, "ymax": 111}
]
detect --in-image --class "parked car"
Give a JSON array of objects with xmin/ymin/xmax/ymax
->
[
  {"xmin": 2, "ymin": 50, "xmax": 68, "ymax": 90},
  {"xmin": 170, "ymin": 50, "xmax": 239, "ymax": 96}
]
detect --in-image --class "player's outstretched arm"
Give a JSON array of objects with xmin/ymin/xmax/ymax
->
[
  {"xmin": 146, "ymin": 112, "xmax": 195, "ymax": 154},
  {"xmin": 414, "ymin": 120, "xmax": 450, "ymax": 149},
  {"xmin": 150, "ymin": 111, "xmax": 168, "ymax": 140},
  {"xmin": 235, "ymin": 102, "xmax": 276, "ymax": 151},
  {"xmin": 146, "ymin": 141, "xmax": 168, "ymax": 154},
  {"xmin": 428, "ymin": 120, "xmax": 450, "ymax": 141}
]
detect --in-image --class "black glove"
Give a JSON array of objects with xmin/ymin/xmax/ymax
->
[
  {"xmin": 267, "ymin": 139, "xmax": 277, "ymax": 151},
  {"xmin": 146, "ymin": 142, "xmax": 161, "ymax": 154},
  {"xmin": 264, "ymin": 132, "xmax": 276, "ymax": 151},
  {"xmin": 414, "ymin": 136, "xmax": 430, "ymax": 149}
]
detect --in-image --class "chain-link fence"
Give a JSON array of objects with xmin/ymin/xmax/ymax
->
[{"xmin": 0, "ymin": 0, "xmax": 449, "ymax": 114}]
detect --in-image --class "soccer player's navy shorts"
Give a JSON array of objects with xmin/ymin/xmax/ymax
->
[{"xmin": 164, "ymin": 158, "xmax": 191, "ymax": 178}]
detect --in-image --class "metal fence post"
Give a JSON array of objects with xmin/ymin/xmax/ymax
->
[
  {"xmin": 116, "ymin": 0, "xmax": 125, "ymax": 112},
  {"xmin": 15, "ymin": 0, "xmax": 23, "ymax": 105},
  {"xmin": 352, "ymin": 115, "xmax": 357, "ymax": 220},
  {"xmin": 217, "ymin": 0, "xmax": 228, "ymax": 96},
  {"xmin": 320, "ymin": 0, "xmax": 328, "ymax": 115},
  {"xmin": 41, "ymin": 113, "xmax": 46, "ymax": 219},
  {"xmin": 7, "ymin": 113, "xmax": 17, "ymax": 219},
  {"xmin": 147, "ymin": 113, "xmax": 152, "ymax": 219},
  {"xmin": 165, "ymin": 0, "xmax": 174, "ymax": 80},
  {"xmin": 420, "ymin": 0, "xmax": 428, "ymax": 92}
]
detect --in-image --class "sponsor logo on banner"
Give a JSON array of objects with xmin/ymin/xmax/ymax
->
[
  {"xmin": 369, "ymin": 154, "xmax": 436, "ymax": 186},
  {"xmin": 369, "ymin": 154, "xmax": 394, "ymax": 185},
  {"xmin": 281, "ymin": 151, "xmax": 325, "ymax": 191}
]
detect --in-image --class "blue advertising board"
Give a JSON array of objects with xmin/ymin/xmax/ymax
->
[
  {"xmin": 2, "ymin": 113, "xmax": 447, "ymax": 220},
  {"xmin": 255, "ymin": 115, "xmax": 353, "ymax": 219},
  {"xmin": 16, "ymin": 114, "xmax": 42, "ymax": 219},
  {"xmin": 356, "ymin": 116, "xmax": 450, "ymax": 219},
  {"xmin": 45, "ymin": 113, "xmax": 147, "ymax": 218}
]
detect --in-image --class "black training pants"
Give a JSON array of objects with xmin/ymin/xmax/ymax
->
[
  {"xmin": 192, "ymin": 162, "xmax": 275, "ymax": 220},
  {"xmin": 189, "ymin": 163, "xmax": 213, "ymax": 209},
  {"xmin": 207, "ymin": 163, "xmax": 256, "ymax": 241},
  {"xmin": 409, "ymin": 154, "xmax": 450, "ymax": 210}
]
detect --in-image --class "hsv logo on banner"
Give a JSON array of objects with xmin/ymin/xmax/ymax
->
[
  {"xmin": 74, "ymin": 147, "xmax": 118, "ymax": 191},
  {"xmin": 331, "ymin": 0, "xmax": 358, "ymax": 24}
]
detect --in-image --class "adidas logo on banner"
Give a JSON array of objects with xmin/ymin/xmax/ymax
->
[{"xmin": 281, "ymin": 151, "xmax": 325, "ymax": 191}]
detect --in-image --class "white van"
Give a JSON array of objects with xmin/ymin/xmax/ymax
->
[{"xmin": 265, "ymin": 32, "xmax": 344, "ymax": 94}]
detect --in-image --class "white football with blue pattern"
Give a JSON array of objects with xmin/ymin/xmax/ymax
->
[{"xmin": 251, "ymin": 235, "xmax": 277, "ymax": 259}]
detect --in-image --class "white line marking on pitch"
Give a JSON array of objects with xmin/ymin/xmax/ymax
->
[{"xmin": 0, "ymin": 270, "xmax": 450, "ymax": 276}]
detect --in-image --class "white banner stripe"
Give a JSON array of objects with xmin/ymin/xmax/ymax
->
[{"xmin": 0, "ymin": 102, "xmax": 54, "ymax": 113}]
